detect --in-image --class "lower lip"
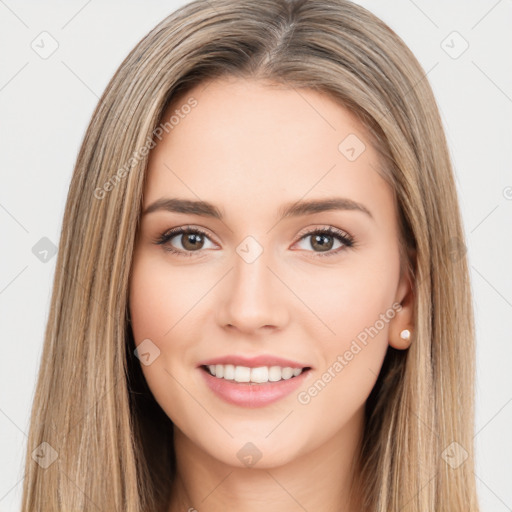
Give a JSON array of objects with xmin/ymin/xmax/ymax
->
[{"xmin": 199, "ymin": 366, "xmax": 311, "ymax": 408}]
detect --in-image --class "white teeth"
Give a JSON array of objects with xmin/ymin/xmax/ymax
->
[
  {"xmin": 223, "ymin": 364, "xmax": 235, "ymax": 380},
  {"xmin": 250, "ymin": 366, "xmax": 268, "ymax": 383},
  {"xmin": 234, "ymin": 366, "xmax": 251, "ymax": 382},
  {"xmin": 205, "ymin": 364, "xmax": 305, "ymax": 383},
  {"xmin": 281, "ymin": 367, "xmax": 293, "ymax": 380},
  {"xmin": 268, "ymin": 366, "xmax": 282, "ymax": 382}
]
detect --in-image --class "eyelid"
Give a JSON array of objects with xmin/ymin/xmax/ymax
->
[
  {"xmin": 161, "ymin": 225, "xmax": 218, "ymax": 244},
  {"xmin": 294, "ymin": 224, "xmax": 352, "ymax": 242}
]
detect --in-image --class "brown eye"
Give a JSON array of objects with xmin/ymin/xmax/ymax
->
[
  {"xmin": 294, "ymin": 227, "xmax": 354, "ymax": 257},
  {"xmin": 154, "ymin": 227, "xmax": 216, "ymax": 256},
  {"xmin": 180, "ymin": 232, "xmax": 205, "ymax": 251},
  {"xmin": 310, "ymin": 233, "xmax": 334, "ymax": 252}
]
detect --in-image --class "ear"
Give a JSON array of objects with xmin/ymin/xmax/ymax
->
[{"xmin": 389, "ymin": 266, "xmax": 415, "ymax": 350}]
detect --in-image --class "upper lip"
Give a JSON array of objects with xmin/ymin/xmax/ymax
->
[{"xmin": 197, "ymin": 354, "xmax": 312, "ymax": 369}]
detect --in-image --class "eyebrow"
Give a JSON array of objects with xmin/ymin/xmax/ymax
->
[{"xmin": 142, "ymin": 196, "xmax": 373, "ymax": 221}]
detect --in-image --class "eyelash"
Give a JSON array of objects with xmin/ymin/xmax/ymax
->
[{"xmin": 153, "ymin": 225, "xmax": 355, "ymax": 258}]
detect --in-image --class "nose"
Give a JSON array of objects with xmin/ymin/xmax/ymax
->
[{"xmin": 216, "ymin": 247, "xmax": 289, "ymax": 334}]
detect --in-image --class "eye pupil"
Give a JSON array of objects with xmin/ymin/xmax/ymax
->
[{"xmin": 311, "ymin": 234, "xmax": 333, "ymax": 252}]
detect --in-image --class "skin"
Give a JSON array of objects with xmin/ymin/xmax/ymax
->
[{"xmin": 129, "ymin": 76, "xmax": 414, "ymax": 512}]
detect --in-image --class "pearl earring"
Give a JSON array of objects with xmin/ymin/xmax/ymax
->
[{"xmin": 400, "ymin": 329, "xmax": 411, "ymax": 341}]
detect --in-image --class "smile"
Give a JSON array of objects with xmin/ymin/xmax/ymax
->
[
  {"xmin": 199, "ymin": 364, "xmax": 312, "ymax": 408},
  {"xmin": 204, "ymin": 364, "xmax": 306, "ymax": 383}
]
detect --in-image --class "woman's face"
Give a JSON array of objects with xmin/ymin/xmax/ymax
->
[{"xmin": 129, "ymin": 77, "xmax": 413, "ymax": 469}]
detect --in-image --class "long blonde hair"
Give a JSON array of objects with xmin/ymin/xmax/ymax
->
[{"xmin": 21, "ymin": 0, "xmax": 479, "ymax": 510}]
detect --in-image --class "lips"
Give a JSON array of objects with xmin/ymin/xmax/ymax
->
[{"xmin": 197, "ymin": 354, "xmax": 313, "ymax": 407}]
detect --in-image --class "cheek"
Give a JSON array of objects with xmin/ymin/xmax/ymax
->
[
  {"xmin": 128, "ymin": 255, "xmax": 192, "ymax": 378},
  {"xmin": 289, "ymin": 257, "xmax": 399, "ymax": 348},
  {"xmin": 288, "ymin": 256, "xmax": 398, "ymax": 407},
  {"xmin": 128, "ymin": 255, "xmax": 208, "ymax": 425},
  {"xmin": 129, "ymin": 253, "xmax": 207, "ymax": 342},
  {"xmin": 293, "ymin": 273, "xmax": 393, "ymax": 438}
]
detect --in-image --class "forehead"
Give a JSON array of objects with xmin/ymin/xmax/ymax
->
[{"xmin": 144, "ymin": 77, "xmax": 394, "ymax": 227}]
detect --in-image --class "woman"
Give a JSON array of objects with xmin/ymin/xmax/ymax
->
[{"xmin": 21, "ymin": 0, "xmax": 480, "ymax": 510}]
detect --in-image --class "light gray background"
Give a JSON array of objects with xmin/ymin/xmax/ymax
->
[{"xmin": 1, "ymin": 1, "xmax": 511, "ymax": 510}]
